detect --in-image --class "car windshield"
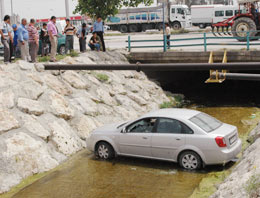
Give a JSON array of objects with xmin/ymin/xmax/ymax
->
[{"xmin": 189, "ymin": 113, "xmax": 222, "ymax": 133}]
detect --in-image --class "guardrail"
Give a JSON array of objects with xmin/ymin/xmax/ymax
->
[{"xmin": 126, "ymin": 31, "xmax": 260, "ymax": 52}]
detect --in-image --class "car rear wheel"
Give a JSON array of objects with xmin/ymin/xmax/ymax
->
[
  {"xmin": 179, "ymin": 151, "xmax": 202, "ymax": 170},
  {"xmin": 59, "ymin": 44, "xmax": 66, "ymax": 55},
  {"xmin": 96, "ymin": 142, "xmax": 115, "ymax": 160}
]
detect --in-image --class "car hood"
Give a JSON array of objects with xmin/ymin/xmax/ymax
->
[{"xmin": 93, "ymin": 121, "xmax": 127, "ymax": 134}]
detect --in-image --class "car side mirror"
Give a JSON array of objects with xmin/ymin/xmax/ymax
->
[{"xmin": 121, "ymin": 128, "xmax": 127, "ymax": 133}]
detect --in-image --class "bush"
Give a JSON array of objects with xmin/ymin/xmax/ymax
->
[{"xmin": 95, "ymin": 73, "xmax": 109, "ymax": 82}]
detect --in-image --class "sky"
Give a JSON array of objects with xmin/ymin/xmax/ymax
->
[
  {"xmin": 3, "ymin": 0, "xmax": 79, "ymax": 19},
  {"xmin": 3, "ymin": 0, "xmax": 158, "ymax": 20}
]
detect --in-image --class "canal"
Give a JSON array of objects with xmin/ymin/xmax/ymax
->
[{"xmin": 9, "ymin": 107, "xmax": 258, "ymax": 198}]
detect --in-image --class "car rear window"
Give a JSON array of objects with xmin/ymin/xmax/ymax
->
[{"xmin": 189, "ymin": 113, "xmax": 222, "ymax": 133}]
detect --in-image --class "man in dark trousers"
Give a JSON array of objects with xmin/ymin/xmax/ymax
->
[{"xmin": 93, "ymin": 16, "xmax": 106, "ymax": 52}]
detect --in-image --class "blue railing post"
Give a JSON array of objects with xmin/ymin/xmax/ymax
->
[
  {"xmin": 163, "ymin": 34, "xmax": 167, "ymax": 52},
  {"xmin": 246, "ymin": 32, "xmax": 250, "ymax": 51},
  {"xmin": 203, "ymin": 33, "xmax": 207, "ymax": 52},
  {"xmin": 128, "ymin": 35, "xmax": 131, "ymax": 52}
]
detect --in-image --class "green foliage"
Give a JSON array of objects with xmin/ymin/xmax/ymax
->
[
  {"xmin": 160, "ymin": 101, "xmax": 175, "ymax": 109},
  {"xmin": 74, "ymin": 0, "xmax": 154, "ymax": 19},
  {"xmin": 245, "ymin": 174, "xmax": 260, "ymax": 197},
  {"xmin": 69, "ymin": 51, "xmax": 79, "ymax": 57},
  {"xmin": 95, "ymin": 73, "xmax": 109, "ymax": 82}
]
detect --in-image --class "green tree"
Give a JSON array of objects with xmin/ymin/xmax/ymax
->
[{"xmin": 74, "ymin": 0, "xmax": 154, "ymax": 20}]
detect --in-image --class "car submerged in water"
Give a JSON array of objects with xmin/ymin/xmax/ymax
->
[{"xmin": 86, "ymin": 108, "xmax": 242, "ymax": 170}]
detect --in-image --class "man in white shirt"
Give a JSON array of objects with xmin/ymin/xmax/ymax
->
[{"xmin": 165, "ymin": 23, "xmax": 171, "ymax": 49}]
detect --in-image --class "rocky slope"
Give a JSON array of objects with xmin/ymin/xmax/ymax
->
[
  {"xmin": 210, "ymin": 124, "xmax": 260, "ymax": 198},
  {"xmin": 0, "ymin": 51, "xmax": 170, "ymax": 194}
]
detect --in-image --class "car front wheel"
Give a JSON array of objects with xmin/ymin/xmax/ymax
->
[
  {"xmin": 96, "ymin": 142, "xmax": 115, "ymax": 160},
  {"xmin": 179, "ymin": 151, "xmax": 202, "ymax": 170}
]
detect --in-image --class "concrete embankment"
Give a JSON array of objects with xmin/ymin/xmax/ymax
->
[
  {"xmin": 210, "ymin": 124, "xmax": 260, "ymax": 198},
  {"xmin": 0, "ymin": 50, "xmax": 170, "ymax": 194}
]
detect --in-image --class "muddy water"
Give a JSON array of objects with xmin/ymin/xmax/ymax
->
[{"xmin": 11, "ymin": 107, "xmax": 258, "ymax": 198}]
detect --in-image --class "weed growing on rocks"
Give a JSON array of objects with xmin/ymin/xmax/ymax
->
[
  {"xmin": 95, "ymin": 73, "xmax": 109, "ymax": 82},
  {"xmin": 245, "ymin": 173, "xmax": 260, "ymax": 198}
]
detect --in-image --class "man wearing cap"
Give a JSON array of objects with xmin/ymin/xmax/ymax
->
[
  {"xmin": 47, "ymin": 16, "xmax": 58, "ymax": 62},
  {"xmin": 12, "ymin": 24, "xmax": 19, "ymax": 58}
]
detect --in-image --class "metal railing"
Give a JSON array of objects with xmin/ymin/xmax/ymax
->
[{"xmin": 126, "ymin": 31, "xmax": 260, "ymax": 52}]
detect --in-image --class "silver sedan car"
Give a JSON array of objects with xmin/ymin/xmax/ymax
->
[{"xmin": 86, "ymin": 108, "xmax": 242, "ymax": 170}]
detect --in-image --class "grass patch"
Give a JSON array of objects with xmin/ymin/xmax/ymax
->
[
  {"xmin": 190, "ymin": 171, "xmax": 230, "ymax": 198},
  {"xmin": 95, "ymin": 73, "xmax": 109, "ymax": 82},
  {"xmin": 37, "ymin": 51, "xmax": 79, "ymax": 63},
  {"xmin": 171, "ymin": 28, "xmax": 190, "ymax": 35},
  {"xmin": 245, "ymin": 174, "xmax": 260, "ymax": 198},
  {"xmin": 69, "ymin": 51, "xmax": 79, "ymax": 57}
]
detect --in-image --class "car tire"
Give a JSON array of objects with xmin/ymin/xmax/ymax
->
[
  {"xmin": 59, "ymin": 45, "xmax": 66, "ymax": 55},
  {"xmin": 179, "ymin": 151, "xmax": 202, "ymax": 170},
  {"xmin": 96, "ymin": 142, "xmax": 115, "ymax": 160}
]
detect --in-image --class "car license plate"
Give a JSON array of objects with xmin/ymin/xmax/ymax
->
[{"xmin": 229, "ymin": 134, "xmax": 237, "ymax": 145}]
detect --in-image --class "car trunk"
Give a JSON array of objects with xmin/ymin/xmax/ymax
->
[{"xmin": 210, "ymin": 124, "xmax": 238, "ymax": 148}]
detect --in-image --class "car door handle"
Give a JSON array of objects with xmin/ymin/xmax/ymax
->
[
  {"xmin": 142, "ymin": 137, "xmax": 148, "ymax": 139},
  {"xmin": 176, "ymin": 138, "xmax": 181, "ymax": 141}
]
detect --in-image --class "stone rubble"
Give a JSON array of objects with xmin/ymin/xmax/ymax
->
[{"xmin": 0, "ymin": 50, "xmax": 170, "ymax": 194}]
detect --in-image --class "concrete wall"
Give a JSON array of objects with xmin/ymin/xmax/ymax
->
[{"xmin": 129, "ymin": 51, "xmax": 260, "ymax": 63}]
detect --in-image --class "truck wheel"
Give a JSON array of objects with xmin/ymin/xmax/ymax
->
[
  {"xmin": 142, "ymin": 24, "xmax": 148, "ymax": 32},
  {"xmin": 232, "ymin": 17, "xmax": 256, "ymax": 41},
  {"xmin": 199, "ymin": 24, "xmax": 206, "ymax": 29},
  {"xmin": 172, "ymin": 22, "xmax": 181, "ymax": 30},
  {"xmin": 129, "ymin": 24, "xmax": 138, "ymax": 32},
  {"xmin": 119, "ymin": 25, "xmax": 128, "ymax": 33},
  {"xmin": 157, "ymin": 23, "xmax": 164, "ymax": 31}
]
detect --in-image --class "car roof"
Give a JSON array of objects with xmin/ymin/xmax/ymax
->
[{"xmin": 141, "ymin": 108, "xmax": 200, "ymax": 120}]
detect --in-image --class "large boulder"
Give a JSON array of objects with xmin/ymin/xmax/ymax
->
[
  {"xmin": 0, "ymin": 109, "xmax": 20, "ymax": 134},
  {"xmin": 0, "ymin": 90, "xmax": 15, "ymax": 109},
  {"xmin": 0, "ymin": 132, "xmax": 59, "ymax": 194},
  {"xmin": 17, "ymin": 98, "xmax": 44, "ymax": 116},
  {"xmin": 49, "ymin": 119, "xmax": 85, "ymax": 156}
]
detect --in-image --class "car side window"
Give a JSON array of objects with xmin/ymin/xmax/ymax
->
[
  {"xmin": 126, "ymin": 118, "xmax": 157, "ymax": 133},
  {"xmin": 156, "ymin": 118, "xmax": 182, "ymax": 134},
  {"xmin": 156, "ymin": 118, "xmax": 194, "ymax": 134}
]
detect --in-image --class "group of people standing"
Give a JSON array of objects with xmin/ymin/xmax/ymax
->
[
  {"xmin": 0, "ymin": 15, "xmax": 106, "ymax": 64},
  {"xmin": 64, "ymin": 16, "xmax": 106, "ymax": 53}
]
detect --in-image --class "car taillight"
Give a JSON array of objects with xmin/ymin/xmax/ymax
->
[{"xmin": 215, "ymin": 136, "xmax": 227, "ymax": 147}]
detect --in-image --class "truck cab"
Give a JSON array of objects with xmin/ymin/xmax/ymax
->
[{"xmin": 170, "ymin": 5, "xmax": 192, "ymax": 30}]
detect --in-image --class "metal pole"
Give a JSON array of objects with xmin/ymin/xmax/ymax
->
[
  {"xmin": 11, "ymin": 0, "xmax": 13, "ymax": 17},
  {"xmin": 128, "ymin": 35, "xmax": 131, "ymax": 52},
  {"xmin": 246, "ymin": 31, "xmax": 250, "ymax": 51},
  {"xmin": 65, "ymin": 0, "xmax": 69, "ymax": 19},
  {"xmin": 44, "ymin": 62, "xmax": 260, "ymax": 71},
  {"xmin": 163, "ymin": 2, "xmax": 166, "ymax": 52},
  {"xmin": 204, "ymin": 33, "xmax": 207, "ymax": 52},
  {"xmin": 0, "ymin": 0, "xmax": 5, "ymax": 20},
  {"xmin": 219, "ymin": 73, "xmax": 260, "ymax": 81}
]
